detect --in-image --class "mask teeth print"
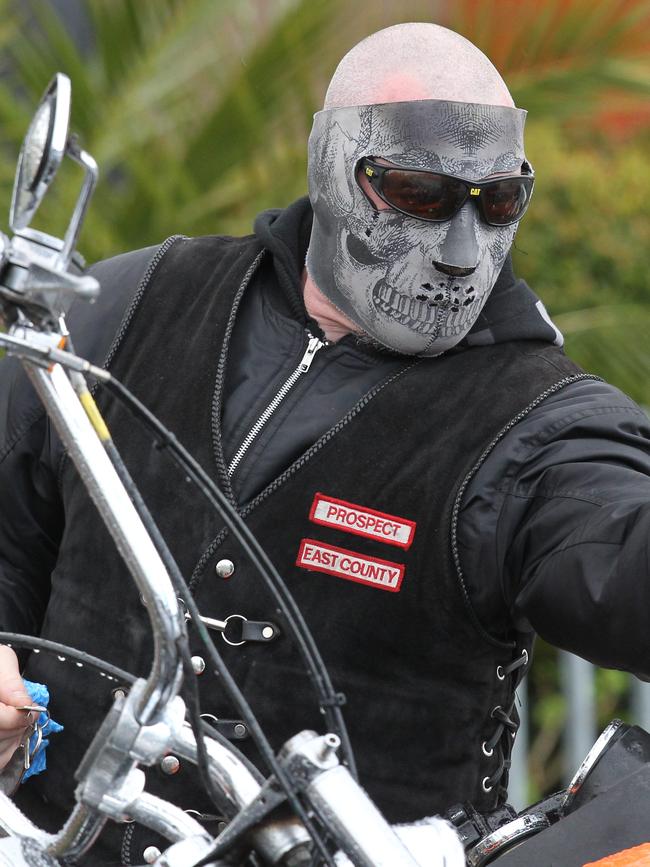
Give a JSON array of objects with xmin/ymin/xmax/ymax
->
[
  {"xmin": 414, "ymin": 283, "xmax": 476, "ymax": 310},
  {"xmin": 373, "ymin": 280, "xmax": 439, "ymax": 332},
  {"xmin": 372, "ymin": 280, "xmax": 478, "ymax": 334}
]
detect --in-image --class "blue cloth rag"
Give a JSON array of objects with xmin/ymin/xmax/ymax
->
[{"xmin": 21, "ymin": 679, "xmax": 63, "ymax": 781}]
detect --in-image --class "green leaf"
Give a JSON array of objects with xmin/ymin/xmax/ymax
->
[{"xmin": 555, "ymin": 305, "xmax": 650, "ymax": 405}]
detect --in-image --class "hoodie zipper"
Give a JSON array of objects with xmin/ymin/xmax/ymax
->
[{"xmin": 226, "ymin": 331, "xmax": 325, "ymax": 478}]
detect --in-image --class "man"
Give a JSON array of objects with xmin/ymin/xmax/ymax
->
[{"xmin": 0, "ymin": 21, "xmax": 649, "ymax": 865}]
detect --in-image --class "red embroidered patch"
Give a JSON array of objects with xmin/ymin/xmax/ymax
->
[
  {"xmin": 296, "ymin": 538, "xmax": 404, "ymax": 592},
  {"xmin": 309, "ymin": 492, "xmax": 416, "ymax": 549}
]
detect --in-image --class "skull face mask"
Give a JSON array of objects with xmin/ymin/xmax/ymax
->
[{"xmin": 306, "ymin": 99, "xmax": 530, "ymax": 356}]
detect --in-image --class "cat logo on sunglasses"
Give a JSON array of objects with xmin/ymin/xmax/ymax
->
[
  {"xmin": 470, "ymin": 187, "xmax": 481, "ymax": 196},
  {"xmin": 365, "ymin": 166, "xmax": 375, "ymax": 177}
]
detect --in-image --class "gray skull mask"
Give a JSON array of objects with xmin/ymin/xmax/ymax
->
[{"xmin": 306, "ymin": 99, "xmax": 529, "ymax": 356}]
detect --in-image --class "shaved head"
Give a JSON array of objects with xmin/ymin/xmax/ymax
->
[
  {"xmin": 307, "ymin": 22, "xmax": 527, "ymax": 354},
  {"xmin": 324, "ymin": 22, "xmax": 514, "ymax": 109}
]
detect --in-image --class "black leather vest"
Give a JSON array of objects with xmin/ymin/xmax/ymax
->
[{"xmin": 22, "ymin": 235, "xmax": 586, "ymax": 861}]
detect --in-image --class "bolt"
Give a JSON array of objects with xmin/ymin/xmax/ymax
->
[
  {"xmin": 160, "ymin": 755, "xmax": 180, "ymax": 775},
  {"xmin": 191, "ymin": 656, "xmax": 206, "ymax": 675},
  {"xmin": 319, "ymin": 733, "xmax": 340, "ymax": 760},
  {"xmin": 215, "ymin": 558, "xmax": 235, "ymax": 579}
]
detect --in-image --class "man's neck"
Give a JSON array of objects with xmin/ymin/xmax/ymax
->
[{"xmin": 302, "ymin": 269, "xmax": 359, "ymax": 342}]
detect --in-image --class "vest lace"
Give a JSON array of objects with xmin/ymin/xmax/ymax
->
[{"xmin": 481, "ymin": 649, "xmax": 529, "ymax": 797}]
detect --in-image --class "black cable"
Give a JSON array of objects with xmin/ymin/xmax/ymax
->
[
  {"xmin": 37, "ymin": 347, "xmax": 344, "ymax": 863},
  {"xmin": 99, "ymin": 425, "xmax": 334, "ymax": 864},
  {"xmin": 103, "ymin": 438, "xmax": 239, "ymax": 816},
  {"xmin": 179, "ymin": 635, "xmax": 238, "ymax": 817},
  {"xmin": 0, "ymin": 632, "xmax": 263, "ymax": 784},
  {"xmin": 0, "ymin": 632, "xmax": 136, "ymax": 685},
  {"xmin": 100, "ymin": 373, "xmax": 357, "ymax": 782},
  {"xmin": 170, "ymin": 556, "xmax": 334, "ymax": 866}
]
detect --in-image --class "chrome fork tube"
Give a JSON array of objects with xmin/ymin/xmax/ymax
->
[
  {"xmin": 23, "ymin": 362, "xmax": 184, "ymax": 722},
  {"xmin": 24, "ymin": 360, "xmax": 185, "ymax": 860},
  {"xmin": 171, "ymin": 724, "xmax": 312, "ymax": 864}
]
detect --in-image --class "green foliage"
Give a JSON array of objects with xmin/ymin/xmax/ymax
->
[
  {"xmin": 2, "ymin": 0, "xmax": 649, "ymax": 258},
  {"xmin": 515, "ymin": 123, "xmax": 650, "ymax": 314},
  {"xmin": 0, "ymin": 0, "xmax": 334, "ymax": 255},
  {"xmin": 512, "ymin": 122, "xmax": 650, "ymax": 404}
]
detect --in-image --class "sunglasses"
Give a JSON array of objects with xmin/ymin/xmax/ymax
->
[{"xmin": 359, "ymin": 157, "xmax": 535, "ymax": 227}]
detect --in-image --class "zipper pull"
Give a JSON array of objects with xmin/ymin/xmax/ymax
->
[{"xmin": 299, "ymin": 334, "xmax": 324, "ymax": 372}]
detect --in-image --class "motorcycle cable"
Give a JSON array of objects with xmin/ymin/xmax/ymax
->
[
  {"xmin": 101, "ymin": 429, "xmax": 248, "ymax": 819},
  {"xmin": 0, "ymin": 335, "xmax": 338, "ymax": 862},
  {"xmin": 68, "ymin": 369, "xmax": 337, "ymax": 866},
  {"xmin": 107, "ymin": 462, "xmax": 336, "ymax": 866},
  {"xmin": 6, "ymin": 332, "xmax": 355, "ymax": 781},
  {"xmin": 0, "ymin": 633, "xmax": 137, "ymax": 686},
  {"xmin": 0, "ymin": 631, "xmax": 263, "ymax": 786},
  {"xmin": 96, "ymin": 367, "xmax": 357, "ymax": 781},
  {"xmin": 58, "ymin": 349, "xmax": 239, "ymax": 818}
]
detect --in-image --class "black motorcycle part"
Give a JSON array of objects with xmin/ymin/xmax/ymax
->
[
  {"xmin": 563, "ymin": 723, "xmax": 650, "ymax": 815},
  {"xmin": 492, "ymin": 762, "xmax": 650, "ymax": 866}
]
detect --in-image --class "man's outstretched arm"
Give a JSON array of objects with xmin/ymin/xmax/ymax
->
[{"xmin": 458, "ymin": 377, "xmax": 650, "ymax": 675}]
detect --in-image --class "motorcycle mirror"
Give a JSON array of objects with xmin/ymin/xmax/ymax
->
[{"xmin": 9, "ymin": 73, "xmax": 71, "ymax": 232}]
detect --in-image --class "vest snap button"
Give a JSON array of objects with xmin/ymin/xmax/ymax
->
[
  {"xmin": 191, "ymin": 655, "xmax": 206, "ymax": 675},
  {"xmin": 143, "ymin": 846, "xmax": 161, "ymax": 863},
  {"xmin": 234, "ymin": 723, "xmax": 247, "ymax": 738},
  {"xmin": 261, "ymin": 626, "xmax": 274, "ymax": 640},
  {"xmin": 216, "ymin": 558, "xmax": 235, "ymax": 579},
  {"xmin": 160, "ymin": 755, "xmax": 181, "ymax": 775}
]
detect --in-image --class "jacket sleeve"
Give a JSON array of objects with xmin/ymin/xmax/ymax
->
[
  {"xmin": 0, "ymin": 358, "xmax": 59, "ymax": 635},
  {"xmin": 457, "ymin": 377, "xmax": 650, "ymax": 676},
  {"xmin": 0, "ymin": 245, "xmax": 157, "ymax": 636}
]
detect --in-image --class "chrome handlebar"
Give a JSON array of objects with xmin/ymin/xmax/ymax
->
[{"xmin": 25, "ymin": 360, "xmax": 184, "ymax": 726}]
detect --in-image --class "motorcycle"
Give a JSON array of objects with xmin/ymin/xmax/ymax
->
[{"xmin": 0, "ymin": 74, "xmax": 646, "ymax": 867}]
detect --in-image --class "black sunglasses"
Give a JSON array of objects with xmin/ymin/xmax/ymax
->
[{"xmin": 359, "ymin": 157, "xmax": 535, "ymax": 227}]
